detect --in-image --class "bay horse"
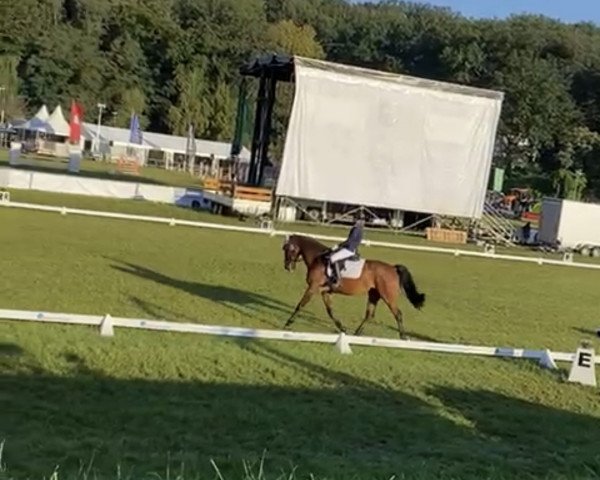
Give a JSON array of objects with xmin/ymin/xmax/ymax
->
[{"xmin": 282, "ymin": 234, "xmax": 426, "ymax": 339}]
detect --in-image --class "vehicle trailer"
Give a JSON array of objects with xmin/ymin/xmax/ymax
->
[{"xmin": 538, "ymin": 198, "xmax": 600, "ymax": 257}]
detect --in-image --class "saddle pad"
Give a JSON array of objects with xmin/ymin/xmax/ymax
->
[{"xmin": 327, "ymin": 258, "xmax": 366, "ymax": 279}]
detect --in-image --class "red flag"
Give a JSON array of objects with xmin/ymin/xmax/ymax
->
[{"xmin": 69, "ymin": 100, "xmax": 83, "ymax": 144}]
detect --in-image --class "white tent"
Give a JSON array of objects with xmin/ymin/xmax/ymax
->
[
  {"xmin": 19, "ymin": 105, "xmax": 49, "ymax": 133},
  {"xmin": 46, "ymin": 105, "xmax": 70, "ymax": 137},
  {"xmin": 277, "ymin": 57, "xmax": 504, "ymax": 219},
  {"xmin": 82, "ymin": 122, "xmax": 251, "ymax": 161}
]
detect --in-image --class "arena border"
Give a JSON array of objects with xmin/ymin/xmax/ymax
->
[
  {"xmin": 2, "ymin": 199, "xmax": 600, "ymax": 271},
  {"xmin": 1, "ymin": 308, "xmax": 598, "ymax": 370}
]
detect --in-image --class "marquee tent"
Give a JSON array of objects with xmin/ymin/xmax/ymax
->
[
  {"xmin": 45, "ymin": 105, "xmax": 70, "ymax": 137},
  {"xmin": 18, "ymin": 105, "xmax": 49, "ymax": 133}
]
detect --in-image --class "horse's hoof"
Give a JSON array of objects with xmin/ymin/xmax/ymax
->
[
  {"xmin": 400, "ymin": 335, "xmax": 410, "ymax": 341},
  {"xmin": 353, "ymin": 330, "xmax": 362, "ymax": 336},
  {"xmin": 283, "ymin": 323, "xmax": 292, "ymax": 330}
]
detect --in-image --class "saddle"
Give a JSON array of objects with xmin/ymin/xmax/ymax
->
[{"xmin": 324, "ymin": 251, "xmax": 365, "ymax": 280}]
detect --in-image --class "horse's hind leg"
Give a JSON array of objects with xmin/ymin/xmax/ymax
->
[
  {"xmin": 284, "ymin": 286, "xmax": 317, "ymax": 329},
  {"xmin": 354, "ymin": 289, "xmax": 380, "ymax": 336},
  {"xmin": 381, "ymin": 289, "xmax": 408, "ymax": 340},
  {"xmin": 321, "ymin": 292, "xmax": 346, "ymax": 333},
  {"xmin": 392, "ymin": 307, "xmax": 406, "ymax": 340}
]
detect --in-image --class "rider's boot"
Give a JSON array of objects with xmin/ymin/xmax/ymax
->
[{"xmin": 330, "ymin": 261, "xmax": 342, "ymax": 289}]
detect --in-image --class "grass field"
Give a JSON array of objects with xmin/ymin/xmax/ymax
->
[
  {"xmin": 6, "ymin": 187, "xmax": 600, "ymax": 269},
  {"xmin": 1, "ymin": 202, "xmax": 600, "ymax": 479},
  {"xmin": 2, "ymin": 151, "xmax": 598, "ymax": 264}
]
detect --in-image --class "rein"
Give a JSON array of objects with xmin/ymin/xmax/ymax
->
[{"xmin": 287, "ymin": 235, "xmax": 329, "ymax": 268}]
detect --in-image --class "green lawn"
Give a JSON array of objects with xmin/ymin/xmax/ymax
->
[
  {"xmin": 5, "ymin": 187, "xmax": 600, "ymax": 268},
  {"xmin": 2, "ymin": 149, "xmax": 596, "ymax": 264},
  {"xmin": 1, "ymin": 207, "xmax": 600, "ymax": 480},
  {"xmin": 0, "ymin": 149, "xmax": 202, "ymax": 188}
]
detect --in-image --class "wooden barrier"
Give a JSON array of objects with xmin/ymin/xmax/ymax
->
[
  {"xmin": 202, "ymin": 177, "xmax": 221, "ymax": 191},
  {"xmin": 202, "ymin": 177, "xmax": 272, "ymax": 203},
  {"xmin": 426, "ymin": 227, "xmax": 468, "ymax": 244},
  {"xmin": 117, "ymin": 157, "xmax": 140, "ymax": 175},
  {"xmin": 233, "ymin": 185, "xmax": 272, "ymax": 202}
]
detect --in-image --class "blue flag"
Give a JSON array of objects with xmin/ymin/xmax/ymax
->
[{"xmin": 129, "ymin": 112, "xmax": 143, "ymax": 144}]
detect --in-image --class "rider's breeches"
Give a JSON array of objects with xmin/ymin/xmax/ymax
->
[{"xmin": 330, "ymin": 248, "xmax": 355, "ymax": 263}]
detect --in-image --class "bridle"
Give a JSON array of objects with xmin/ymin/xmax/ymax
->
[{"xmin": 283, "ymin": 235, "xmax": 302, "ymax": 271}]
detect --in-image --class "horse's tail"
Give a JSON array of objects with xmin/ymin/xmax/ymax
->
[{"xmin": 395, "ymin": 265, "xmax": 425, "ymax": 310}]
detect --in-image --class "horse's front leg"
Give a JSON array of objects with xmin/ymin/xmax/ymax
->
[
  {"xmin": 284, "ymin": 285, "xmax": 318, "ymax": 329},
  {"xmin": 321, "ymin": 292, "xmax": 346, "ymax": 333}
]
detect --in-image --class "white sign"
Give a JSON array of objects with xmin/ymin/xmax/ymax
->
[
  {"xmin": 567, "ymin": 347, "xmax": 597, "ymax": 387},
  {"xmin": 277, "ymin": 57, "xmax": 504, "ymax": 218},
  {"xmin": 9, "ymin": 141, "xmax": 21, "ymax": 166},
  {"xmin": 68, "ymin": 145, "xmax": 82, "ymax": 173}
]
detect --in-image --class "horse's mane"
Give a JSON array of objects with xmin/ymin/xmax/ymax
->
[{"xmin": 290, "ymin": 234, "xmax": 328, "ymax": 253}]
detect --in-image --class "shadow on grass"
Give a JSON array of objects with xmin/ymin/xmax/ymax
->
[
  {"xmin": 0, "ymin": 341, "xmax": 44, "ymax": 374},
  {"xmin": 0, "ymin": 342, "xmax": 23, "ymax": 356},
  {"xmin": 0, "ymin": 342, "xmax": 25, "ymax": 371},
  {"xmin": 112, "ymin": 261, "xmax": 291, "ymax": 313},
  {"xmin": 573, "ymin": 326, "xmax": 599, "ymax": 338},
  {"xmin": 112, "ymin": 261, "xmax": 439, "ymax": 337},
  {"xmin": 111, "ymin": 261, "xmax": 326, "ymax": 329},
  {"xmin": 2, "ymin": 342, "xmax": 600, "ymax": 479},
  {"xmin": 430, "ymin": 386, "xmax": 600, "ymax": 476},
  {"xmin": 127, "ymin": 294, "xmax": 294, "ymax": 330}
]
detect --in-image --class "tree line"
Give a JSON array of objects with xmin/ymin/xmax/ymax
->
[{"xmin": 2, "ymin": 0, "xmax": 600, "ymax": 199}]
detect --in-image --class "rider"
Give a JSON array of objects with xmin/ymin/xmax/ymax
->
[{"xmin": 327, "ymin": 213, "xmax": 366, "ymax": 287}]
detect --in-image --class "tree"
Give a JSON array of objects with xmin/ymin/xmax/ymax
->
[
  {"xmin": 266, "ymin": 19, "xmax": 325, "ymax": 59},
  {"xmin": 168, "ymin": 64, "xmax": 211, "ymax": 136},
  {"xmin": 325, "ymin": 3, "xmax": 408, "ymax": 72},
  {"xmin": 4, "ymin": 0, "xmax": 600, "ymax": 198},
  {"xmin": 0, "ymin": 0, "xmax": 57, "ymax": 54},
  {"xmin": 112, "ymin": 87, "xmax": 148, "ymax": 129},
  {"xmin": 572, "ymin": 68, "xmax": 600, "ymax": 133},
  {"xmin": 174, "ymin": 0, "xmax": 268, "ymax": 83},
  {"xmin": 551, "ymin": 127, "xmax": 600, "ymax": 199},
  {"xmin": 0, "ymin": 55, "xmax": 26, "ymax": 120},
  {"xmin": 439, "ymin": 20, "xmax": 486, "ymax": 84},
  {"xmin": 265, "ymin": 20, "xmax": 325, "ymax": 162},
  {"xmin": 19, "ymin": 26, "xmax": 77, "ymax": 112},
  {"xmin": 492, "ymin": 50, "xmax": 579, "ymax": 173},
  {"xmin": 206, "ymin": 82, "xmax": 235, "ymax": 141},
  {"xmin": 102, "ymin": 31, "xmax": 150, "ymax": 122},
  {"xmin": 553, "ymin": 168, "xmax": 588, "ymax": 200}
]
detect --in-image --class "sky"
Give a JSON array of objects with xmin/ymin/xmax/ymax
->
[{"xmin": 359, "ymin": 1, "xmax": 600, "ymax": 25}]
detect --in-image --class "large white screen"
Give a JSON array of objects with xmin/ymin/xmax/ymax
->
[{"xmin": 276, "ymin": 57, "xmax": 504, "ymax": 218}]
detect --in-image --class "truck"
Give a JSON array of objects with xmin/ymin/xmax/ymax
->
[{"xmin": 537, "ymin": 198, "xmax": 600, "ymax": 257}]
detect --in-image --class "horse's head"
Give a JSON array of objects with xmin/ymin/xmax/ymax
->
[{"xmin": 282, "ymin": 235, "xmax": 302, "ymax": 272}]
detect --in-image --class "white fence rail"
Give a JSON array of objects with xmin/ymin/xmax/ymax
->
[
  {"xmin": 1, "ymin": 308, "xmax": 598, "ymax": 368},
  {"xmin": 2, "ymin": 199, "xmax": 600, "ymax": 271}
]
